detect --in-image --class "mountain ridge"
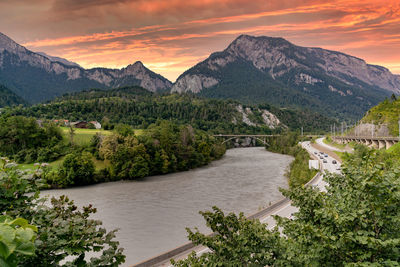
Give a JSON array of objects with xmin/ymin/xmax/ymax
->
[
  {"xmin": 171, "ymin": 34, "xmax": 399, "ymax": 119},
  {"xmin": 0, "ymin": 32, "xmax": 172, "ymax": 103}
]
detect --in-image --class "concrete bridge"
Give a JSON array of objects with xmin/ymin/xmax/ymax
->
[
  {"xmin": 213, "ymin": 134, "xmax": 278, "ymax": 145},
  {"xmin": 333, "ymin": 136, "xmax": 399, "ymax": 149},
  {"xmin": 213, "ymin": 134, "xmax": 322, "ymax": 146}
]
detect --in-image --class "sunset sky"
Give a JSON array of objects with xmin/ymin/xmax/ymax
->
[{"xmin": 0, "ymin": 0, "xmax": 399, "ymax": 81}]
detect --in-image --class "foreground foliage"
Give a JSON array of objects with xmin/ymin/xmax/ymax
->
[
  {"xmin": 0, "ymin": 162, "xmax": 125, "ymax": 266},
  {"xmin": 174, "ymin": 147, "xmax": 400, "ymax": 266},
  {"xmin": 0, "ymin": 216, "xmax": 37, "ymax": 267}
]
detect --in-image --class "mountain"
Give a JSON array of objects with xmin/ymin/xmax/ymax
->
[
  {"xmin": 36, "ymin": 52, "xmax": 81, "ymax": 67},
  {"xmin": 5, "ymin": 86, "xmax": 335, "ymax": 133},
  {"xmin": 172, "ymin": 35, "xmax": 400, "ymax": 120},
  {"xmin": 0, "ymin": 32, "xmax": 172, "ymax": 103},
  {"xmin": 0, "ymin": 84, "xmax": 27, "ymax": 107}
]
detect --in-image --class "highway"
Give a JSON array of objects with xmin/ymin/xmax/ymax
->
[
  {"xmin": 260, "ymin": 141, "xmax": 341, "ymax": 227},
  {"xmin": 134, "ymin": 140, "xmax": 342, "ymax": 267}
]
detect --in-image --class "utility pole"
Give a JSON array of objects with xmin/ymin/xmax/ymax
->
[
  {"xmin": 301, "ymin": 126, "xmax": 303, "ymax": 137},
  {"xmin": 398, "ymin": 118, "xmax": 400, "ymax": 140}
]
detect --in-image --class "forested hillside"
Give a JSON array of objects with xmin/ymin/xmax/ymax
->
[
  {"xmin": 5, "ymin": 86, "xmax": 335, "ymax": 133},
  {"xmin": 0, "ymin": 84, "xmax": 26, "ymax": 107}
]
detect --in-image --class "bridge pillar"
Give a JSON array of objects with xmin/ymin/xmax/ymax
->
[
  {"xmin": 385, "ymin": 140, "xmax": 395, "ymax": 149},
  {"xmin": 378, "ymin": 140, "xmax": 385, "ymax": 149},
  {"xmin": 364, "ymin": 139, "xmax": 371, "ymax": 147},
  {"xmin": 371, "ymin": 140, "xmax": 379, "ymax": 148}
]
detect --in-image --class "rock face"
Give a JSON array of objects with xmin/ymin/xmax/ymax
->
[
  {"xmin": 0, "ymin": 32, "xmax": 172, "ymax": 103},
  {"xmin": 172, "ymin": 34, "xmax": 400, "ymax": 119},
  {"xmin": 234, "ymin": 104, "xmax": 283, "ymax": 129},
  {"xmin": 37, "ymin": 52, "xmax": 81, "ymax": 68},
  {"xmin": 349, "ymin": 123, "xmax": 390, "ymax": 137}
]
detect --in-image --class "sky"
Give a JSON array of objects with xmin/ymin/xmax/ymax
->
[{"xmin": 0, "ymin": 0, "xmax": 399, "ymax": 82}]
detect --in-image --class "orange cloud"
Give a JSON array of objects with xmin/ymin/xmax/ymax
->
[{"xmin": 9, "ymin": 0, "xmax": 399, "ymax": 81}]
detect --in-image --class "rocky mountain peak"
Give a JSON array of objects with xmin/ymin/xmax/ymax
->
[
  {"xmin": 173, "ymin": 34, "xmax": 400, "ymax": 95},
  {"xmin": 0, "ymin": 32, "xmax": 173, "ymax": 102},
  {"xmin": 0, "ymin": 32, "xmax": 26, "ymax": 54},
  {"xmin": 132, "ymin": 61, "xmax": 144, "ymax": 67},
  {"xmin": 125, "ymin": 61, "xmax": 146, "ymax": 72}
]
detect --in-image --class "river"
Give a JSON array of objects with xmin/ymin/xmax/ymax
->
[{"xmin": 42, "ymin": 147, "xmax": 292, "ymax": 265}]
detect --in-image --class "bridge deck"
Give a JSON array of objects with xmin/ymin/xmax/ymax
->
[{"xmin": 335, "ymin": 136, "xmax": 399, "ymax": 141}]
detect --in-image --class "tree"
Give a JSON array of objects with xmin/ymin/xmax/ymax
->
[
  {"xmin": 0, "ymin": 116, "xmax": 64, "ymax": 163},
  {"xmin": 114, "ymin": 124, "xmax": 134, "ymax": 137},
  {"xmin": 58, "ymin": 152, "xmax": 95, "ymax": 186},
  {"xmin": 174, "ymin": 148, "xmax": 400, "ymax": 266}
]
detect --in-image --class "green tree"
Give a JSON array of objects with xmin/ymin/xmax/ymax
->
[
  {"xmin": 58, "ymin": 152, "xmax": 95, "ymax": 186},
  {"xmin": 114, "ymin": 123, "xmax": 134, "ymax": 137}
]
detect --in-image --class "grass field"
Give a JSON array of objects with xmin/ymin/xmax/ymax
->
[
  {"xmin": 60, "ymin": 127, "xmax": 113, "ymax": 146},
  {"xmin": 60, "ymin": 127, "xmax": 144, "ymax": 146}
]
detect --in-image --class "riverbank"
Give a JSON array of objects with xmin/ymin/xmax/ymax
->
[{"xmin": 264, "ymin": 133, "xmax": 317, "ymax": 187}]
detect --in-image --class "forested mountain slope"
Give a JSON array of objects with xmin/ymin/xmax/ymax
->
[
  {"xmin": 0, "ymin": 84, "xmax": 26, "ymax": 107},
  {"xmin": 6, "ymin": 86, "xmax": 335, "ymax": 133}
]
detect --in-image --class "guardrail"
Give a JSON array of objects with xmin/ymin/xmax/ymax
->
[{"xmin": 132, "ymin": 145, "xmax": 323, "ymax": 267}]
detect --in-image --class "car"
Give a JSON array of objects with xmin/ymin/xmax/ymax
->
[
  {"xmin": 314, "ymin": 152, "xmax": 317, "ymax": 154},
  {"xmin": 320, "ymin": 156, "xmax": 324, "ymax": 159},
  {"xmin": 332, "ymin": 160, "xmax": 337, "ymax": 164},
  {"xmin": 324, "ymin": 154, "xmax": 328, "ymax": 157},
  {"xmin": 323, "ymin": 159, "xmax": 327, "ymax": 163}
]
